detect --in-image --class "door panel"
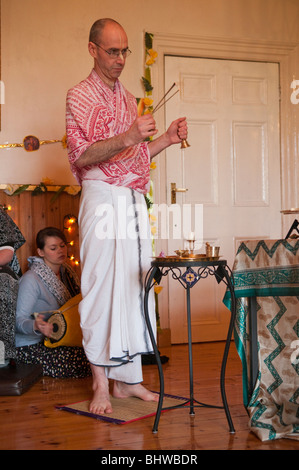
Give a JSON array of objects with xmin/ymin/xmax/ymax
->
[{"xmin": 164, "ymin": 56, "xmax": 281, "ymax": 343}]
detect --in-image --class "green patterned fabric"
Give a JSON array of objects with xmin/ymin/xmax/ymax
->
[{"xmin": 224, "ymin": 239, "xmax": 299, "ymax": 441}]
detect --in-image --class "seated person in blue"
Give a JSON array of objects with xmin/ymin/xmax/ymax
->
[{"xmin": 15, "ymin": 227, "xmax": 90, "ymax": 378}]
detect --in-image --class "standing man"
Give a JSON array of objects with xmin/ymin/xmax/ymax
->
[{"xmin": 66, "ymin": 18, "xmax": 188, "ymax": 415}]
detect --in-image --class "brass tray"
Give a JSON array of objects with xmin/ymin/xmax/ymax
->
[
  {"xmin": 152, "ymin": 255, "xmax": 220, "ymax": 262},
  {"xmin": 152, "ymin": 256, "xmax": 180, "ymax": 262},
  {"xmin": 281, "ymin": 208, "xmax": 299, "ymax": 214}
]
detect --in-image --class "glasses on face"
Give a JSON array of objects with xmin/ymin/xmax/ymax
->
[{"xmin": 92, "ymin": 42, "xmax": 132, "ymax": 59}]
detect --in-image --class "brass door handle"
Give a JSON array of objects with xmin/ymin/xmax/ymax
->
[{"xmin": 171, "ymin": 182, "xmax": 188, "ymax": 204}]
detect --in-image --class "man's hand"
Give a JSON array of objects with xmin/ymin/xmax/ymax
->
[
  {"xmin": 165, "ymin": 117, "xmax": 188, "ymax": 145},
  {"xmin": 124, "ymin": 114, "xmax": 158, "ymax": 147},
  {"xmin": 148, "ymin": 116, "xmax": 188, "ymax": 159}
]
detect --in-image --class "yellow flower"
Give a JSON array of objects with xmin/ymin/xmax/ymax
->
[
  {"xmin": 4, "ymin": 184, "xmax": 14, "ymax": 195},
  {"xmin": 146, "ymin": 49, "xmax": 158, "ymax": 66},
  {"xmin": 151, "ymin": 226, "xmax": 157, "ymax": 236},
  {"xmin": 61, "ymin": 134, "xmax": 67, "ymax": 148},
  {"xmin": 42, "ymin": 177, "xmax": 54, "ymax": 185},
  {"xmin": 144, "ymin": 97, "xmax": 153, "ymax": 107},
  {"xmin": 150, "ymin": 161, "xmax": 156, "ymax": 170},
  {"xmin": 66, "ymin": 185, "xmax": 81, "ymax": 196},
  {"xmin": 154, "ymin": 285, "xmax": 163, "ymax": 294},
  {"xmin": 149, "ymin": 49, "xmax": 158, "ymax": 58}
]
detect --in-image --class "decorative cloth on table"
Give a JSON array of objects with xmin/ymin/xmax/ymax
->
[{"xmin": 224, "ymin": 239, "xmax": 299, "ymax": 441}]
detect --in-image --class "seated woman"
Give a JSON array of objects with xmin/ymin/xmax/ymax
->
[
  {"xmin": 15, "ymin": 226, "xmax": 90, "ymax": 378},
  {"xmin": 0, "ymin": 207, "xmax": 26, "ymax": 365}
]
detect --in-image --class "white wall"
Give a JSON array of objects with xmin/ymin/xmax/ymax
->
[{"xmin": 1, "ymin": 0, "xmax": 299, "ymax": 196}]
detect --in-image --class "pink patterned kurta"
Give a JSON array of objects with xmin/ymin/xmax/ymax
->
[{"xmin": 66, "ymin": 69, "xmax": 151, "ymax": 194}]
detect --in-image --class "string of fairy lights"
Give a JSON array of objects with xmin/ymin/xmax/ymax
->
[
  {"xmin": 0, "ymin": 203, "xmax": 12, "ymax": 212},
  {"xmin": 63, "ymin": 214, "xmax": 80, "ymax": 267}
]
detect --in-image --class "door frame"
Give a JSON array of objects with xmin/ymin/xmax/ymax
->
[{"xmin": 148, "ymin": 31, "xmax": 298, "ymax": 330}]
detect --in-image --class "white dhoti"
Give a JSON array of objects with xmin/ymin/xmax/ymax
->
[{"xmin": 78, "ymin": 180, "xmax": 156, "ymax": 384}]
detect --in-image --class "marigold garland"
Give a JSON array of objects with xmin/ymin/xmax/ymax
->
[{"xmin": 141, "ymin": 32, "xmax": 164, "ymax": 327}]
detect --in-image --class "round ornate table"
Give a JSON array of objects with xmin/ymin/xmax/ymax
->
[{"xmin": 143, "ymin": 257, "xmax": 236, "ymax": 434}]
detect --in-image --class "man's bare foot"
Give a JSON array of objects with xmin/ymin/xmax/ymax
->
[
  {"xmin": 112, "ymin": 381, "xmax": 159, "ymax": 402},
  {"xmin": 89, "ymin": 364, "xmax": 113, "ymax": 415}
]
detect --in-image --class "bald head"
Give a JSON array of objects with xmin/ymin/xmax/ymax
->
[{"xmin": 89, "ymin": 18, "xmax": 124, "ymax": 44}]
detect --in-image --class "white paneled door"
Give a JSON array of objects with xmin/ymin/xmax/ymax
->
[{"xmin": 163, "ymin": 56, "xmax": 281, "ymax": 343}]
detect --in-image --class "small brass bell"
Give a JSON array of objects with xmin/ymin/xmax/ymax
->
[{"xmin": 180, "ymin": 139, "xmax": 190, "ymax": 149}]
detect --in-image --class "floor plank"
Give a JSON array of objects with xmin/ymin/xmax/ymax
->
[{"xmin": 0, "ymin": 342, "xmax": 297, "ymax": 450}]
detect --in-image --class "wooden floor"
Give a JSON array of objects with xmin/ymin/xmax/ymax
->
[{"xmin": 0, "ymin": 342, "xmax": 297, "ymax": 451}]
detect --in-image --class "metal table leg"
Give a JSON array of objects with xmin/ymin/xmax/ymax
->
[
  {"xmin": 186, "ymin": 285, "xmax": 195, "ymax": 416},
  {"xmin": 219, "ymin": 265, "xmax": 236, "ymax": 433},
  {"xmin": 143, "ymin": 266, "xmax": 164, "ymax": 433}
]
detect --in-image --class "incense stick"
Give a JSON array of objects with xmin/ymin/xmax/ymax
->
[
  {"xmin": 152, "ymin": 82, "xmax": 179, "ymax": 114},
  {"xmin": 152, "ymin": 89, "xmax": 180, "ymax": 114}
]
